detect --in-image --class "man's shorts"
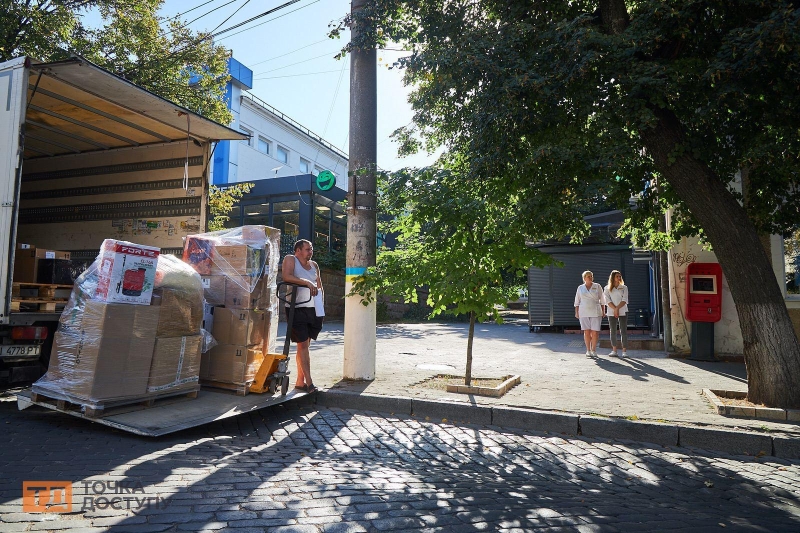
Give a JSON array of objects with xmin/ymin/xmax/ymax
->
[
  {"xmin": 579, "ymin": 316, "xmax": 602, "ymax": 331},
  {"xmin": 289, "ymin": 307, "xmax": 324, "ymax": 343}
]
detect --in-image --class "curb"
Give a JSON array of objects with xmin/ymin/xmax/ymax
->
[{"xmin": 311, "ymin": 390, "xmax": 800, "ymax": 459}]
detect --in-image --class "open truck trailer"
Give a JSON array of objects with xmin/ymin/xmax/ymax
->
[{"xmin": 1, "ymin": 56, "xmax": 307, "ymax": 436}]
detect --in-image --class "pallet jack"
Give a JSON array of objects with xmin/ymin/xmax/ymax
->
[{"xmin": 249, "ymin": 281, "xmax": 310, "ymax": 396}]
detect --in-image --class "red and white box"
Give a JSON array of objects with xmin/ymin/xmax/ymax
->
[{"xmin": 94, "ymin": 240, "xmax": 160, "ymax": 305}]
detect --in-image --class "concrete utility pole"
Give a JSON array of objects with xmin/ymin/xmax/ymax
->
[{"xmin": 343, "ymin": 0, "xmax": 377, "ymax": 380}]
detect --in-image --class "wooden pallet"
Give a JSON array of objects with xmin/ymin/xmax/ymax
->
[
  {"xmin": 29, "ymin": 385, "xmax": 200, "ymax": 418},
  {"xmin": 200, "ymin": 379, "xmax": 250, "ymax": 396},
  {"xmin": 11, "ymin": 282, "xmax": 72, "ymax": 312}
]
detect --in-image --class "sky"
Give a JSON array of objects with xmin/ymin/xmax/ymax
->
[{"xmin": 145, "ymin": 0, "xmax": 437, "ymax": 171}]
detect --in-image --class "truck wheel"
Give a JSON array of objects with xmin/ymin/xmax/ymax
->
[
  {"xmin": 281, "ymin": 375, "xmax": 289, "ymax": 396},
  {"xmin": 268, "ymin": 378, "xmax": 277, "ymax": 394}
]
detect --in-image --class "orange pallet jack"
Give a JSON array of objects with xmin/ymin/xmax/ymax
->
[{"xmin": 249, "ymin": 282, "xmax": 310, "ymax": 395}]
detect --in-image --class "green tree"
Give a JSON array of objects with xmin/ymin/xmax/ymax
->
[
  {"xmin": 352, "ymin": 162, "xmax": 550, "ymax": 385},
  {"xmin": 1, "ymin": 0, "xmax": 232, "ymax": 124},
  {"xmin": 208, "ymin": 183, "xmax": 253, "ymax": 232},
  {"xmin": 339, "ymin": 0, "xmax": 800, "ymax": 408}
]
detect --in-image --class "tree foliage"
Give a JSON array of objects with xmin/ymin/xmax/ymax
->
[
  {"xmin": 351, "ymin": 161, "xmax": 551, "ymax": 384},
  {"xmin": 337, "ymin": 0, "xmax": 800, "ymax": 406},
  {"xmin": 208, "ymin": 183, "xmax": 253, "ymax": 232},
  {"xmin": 1, "ymin": 0, "xmax": 232, "ymax": 124},
  {"xmin": 337, "ymin": 0, "xmax": 800, "ymax": 244}
]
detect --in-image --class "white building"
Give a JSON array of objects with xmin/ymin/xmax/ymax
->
[{"xmin": 211, "ymin": 58, "xmax": 348, "ymax": 190}]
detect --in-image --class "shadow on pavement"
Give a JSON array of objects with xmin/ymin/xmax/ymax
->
[{"xmin": 2, "ymin": 399, "xmax": 799, "ymax": 531}]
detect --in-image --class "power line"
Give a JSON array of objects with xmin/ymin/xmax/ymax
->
[
  {"xmin": 126, "ymin": 0, "xmax": 299, "ymax": 77},
  {"xmin": 254, "ymin": 68, "xmax": 350, "ymax": 80},
  {"xmin": 164, "ymin": 0, "xmax": 221, "ymax": 23},
  {"xmin": 248, "ymin": 38, "xmax": 329, "ymax": 68},
  {"xmin": 185, "ymin": 0, "xmax": 239, "ymax": 27},
  {"xmin": 209, "ymin": 0, "xmax": 253, "ymax": 35},
  {"xmin": 212, "ymin": 0, "xmax": 301, "ymax": 37},
  {"xmin": 253, "ymin": 50, "xmax": 341, "ymax": 76},
  {"xmin": 215, "ymin": 0, "xmax": 321, "ymax": 41}
]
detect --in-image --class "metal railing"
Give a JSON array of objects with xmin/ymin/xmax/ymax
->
[{"xmin": 241, "ymin": 94, "xmax": 349, "ymax": 162}]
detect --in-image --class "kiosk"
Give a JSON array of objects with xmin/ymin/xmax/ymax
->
[{"xmin": 685, "ymin": 263, "xmax": 723, "ymax": 361}]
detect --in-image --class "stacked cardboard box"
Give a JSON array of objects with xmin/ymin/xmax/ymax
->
[
  {"xmin": 13, "ymin": 244, "xmax": 72, "ymax": 284},
  {"xmin": 145, "ymin": 255, "xmax": 205, "ymax": 395},
  {"xmin": 187, "ymin": 226, "xmax": 280, "ymax": 392},
  {"xmin": 33, "ymin": 241, "xmax": 206, "ymax": 406},
  {"xmin": 42, "ymin": 301, "xmax": 161, "ymax": 401}
]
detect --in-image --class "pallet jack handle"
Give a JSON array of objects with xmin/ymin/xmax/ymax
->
[{"xmin": 276, "ymin": 281, "xmax": 312, "ymax": 356}]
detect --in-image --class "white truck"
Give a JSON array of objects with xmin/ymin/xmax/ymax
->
[
  {"xmin": 0, "ymin": 55, "xmax": 248, "ymax": 385},
  {"xmin": 3, "ymin": 57, "xmax": 309, "ymax": 436}
]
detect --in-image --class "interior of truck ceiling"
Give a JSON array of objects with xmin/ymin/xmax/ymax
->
[{"xmin": 23, "ymin": 57, "xmax": 246, "ymax": 160}]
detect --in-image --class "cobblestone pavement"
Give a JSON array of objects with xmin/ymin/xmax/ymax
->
[{"xmin": 2, "ymin": 400, "xmax": 799, "ymax": 533}]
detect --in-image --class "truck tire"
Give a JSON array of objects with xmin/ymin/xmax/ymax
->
[{"xmin": 281, "ymin": 375, "xmax": 289, "ymax": 396}]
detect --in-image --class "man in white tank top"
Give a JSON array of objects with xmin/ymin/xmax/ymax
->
[{"xmin": 282, "ymin": 239, "xmax": 324, "ymax": 393}]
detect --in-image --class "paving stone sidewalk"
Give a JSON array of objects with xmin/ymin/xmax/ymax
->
[
  {"xmin": 1, "ymin": 400, "xmax": 799, "ymax": 532},
  {"xmin": 301, "ymin": 320, "xmax": 800, "ymax": 439}
]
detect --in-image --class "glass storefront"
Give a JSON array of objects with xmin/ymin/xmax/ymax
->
[{"xmin": 217, "ymin": 176, "xmax": 346, "ymax": 263}]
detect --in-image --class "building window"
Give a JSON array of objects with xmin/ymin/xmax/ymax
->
[
  {"xmin": 277, "ymin": 146, "xmax": 289, "ymax": 164},
  {"xmin": 785, "ymin": 229, "xmax": 800, "ymax": 296},
  {"xmin": 243, "ymin": 203, "xmax": 269, "ymax": 227},
  {"xmin": 313, "ymin": 165, "xmax": 324, "ymax": 176},
  {"xmin": 240, "ymin": 127, "xmax": 253, "ymax": 146},
  {"xmin": 299, "ymin": 158, "xmax": 310, "ymax": 173},
  {"xmin": 223, "ymin": 206, "xmax": 241, "ymax": 229},
  {"xmin": 257, "ymin": 137, "xmax": 270, "ymax": 155}
]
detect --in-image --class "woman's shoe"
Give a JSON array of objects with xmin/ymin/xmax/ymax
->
[
  {"xmin": 306, "ymin": 384, "xmax": 318, "ymax": 393},
  {"xmin": 294, "ymin": 385, "xmax": 307, "ymax": 392}
]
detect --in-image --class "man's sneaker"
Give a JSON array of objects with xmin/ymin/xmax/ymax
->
[
  {"xmin": 619, "ymin": 352, "xmax": 626, "ymax": 358},
  {"xmin": 590, "ymin": 350, "xmax": 597, "ymax": 357},
  {"xmin": 586, "ymin": 351, "xmax": 593, "ymax": 357},
  {"xmin": 609, "ymin": 351, "xmax": 618, "ymax": 357}
]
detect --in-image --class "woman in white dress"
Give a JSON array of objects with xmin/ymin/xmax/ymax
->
[{"xmin": 574, "ymin": 271, "xmax": 605, "ymax": 357}]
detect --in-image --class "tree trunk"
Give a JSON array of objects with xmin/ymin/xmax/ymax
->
[
  {"xmin": 639, "ymin": 107, "xmax": 800, "ymax": 408},
  {"xmin": 465, "ymin": 311, "xmax": 475, "ymax": 386}
]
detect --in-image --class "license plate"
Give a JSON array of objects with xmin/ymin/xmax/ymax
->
[{"xmin": 0, "ymin": 345, "xmax": 41, "ymax": 357}]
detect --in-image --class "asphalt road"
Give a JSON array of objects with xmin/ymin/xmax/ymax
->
[{"xmin": 1, "ymin": 396, "xmax": 799, "ymax": 532}]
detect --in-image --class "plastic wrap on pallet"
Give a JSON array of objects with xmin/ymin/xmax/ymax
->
[
  {"xmin": 32, "ymin": 240, "xmax": 207, "ymax": 404},
  {"xmin": 183, "ymin": 225, "xmax": 280, "ymax": 296},
  {"xmin": 184, "ymin": 225, "xmax": 280, "ymax": 354},
  {"xmin": 152, "ymin": 255, "xmax": 204, "ymax": 337},
  {"xmin": 185, "ymin": 226, "xmax": 281, "ymax": 390},
  {"xmin": 34, "ymin": 300, "xmax": 161, "ymax": 402}
]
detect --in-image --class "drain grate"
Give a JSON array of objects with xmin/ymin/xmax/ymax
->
[{"xmin": 567, "ymin": 340, "xmax": 585, "ymax": 348}]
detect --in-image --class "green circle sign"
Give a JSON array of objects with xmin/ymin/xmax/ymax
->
[{"xmin": 316, "ymin": 170, "xmax": 336, "ymax": 191}]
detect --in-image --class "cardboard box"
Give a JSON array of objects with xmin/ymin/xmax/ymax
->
[
  {"xmin": 224, "ymin": 276, "xmax": 270, "ymax": 309},
  {"xmin": 147, "ymin": 335, "xmax": 203, "ymax": 393},
  {"xmin": 212, "ymin": 245, "xmax": 264, "ymax": 276},
  {"xmin": 13, "ymin": 246, "xmax": 71, "ymax": 283},
  {"xmin": 183, "ymin": 236, "xmax": 214, "ymax": 275},
  {"xmin": 200, "ymin": 344, "xmax": 263, "ymax": 385},
  {"xmin": 200, "ymin": 275, "xmax": 226, "ymax": 306},
  {"xmin": 45, "ymin": 303, "xmax": 160, "ymax": 401},
  {"xmin": 211, "ymin": 307, "xmax": 268, "ymax": 347},
  {"xmin": 94, "ymin": 241, "xmax": 159, "ymax": 305},
  {"xmin": 152, "ymin": 288, "xmax": 202, "ymax": 337}
]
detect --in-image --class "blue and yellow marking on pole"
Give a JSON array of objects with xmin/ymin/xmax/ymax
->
[{"xmin": 345, "ymin": 267, "xmax": 366, "ymax": 283}]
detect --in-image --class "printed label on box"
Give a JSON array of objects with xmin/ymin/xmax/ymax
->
[{"xmin": 94, "ymin": 240, "xmax": 160, "ymax": 305}]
